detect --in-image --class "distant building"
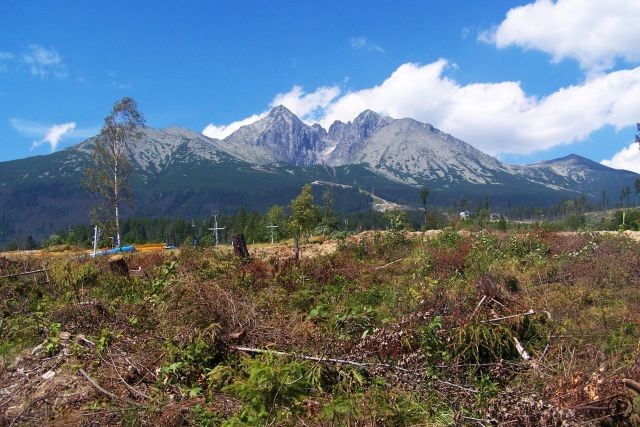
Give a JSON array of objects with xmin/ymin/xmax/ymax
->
[{"xmin": 459, "ymin": 211, "xmax": 471, "ymax": 220}]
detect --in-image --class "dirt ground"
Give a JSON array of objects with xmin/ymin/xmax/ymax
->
[
  {"xmin": 3, "ymin": 229, "xmax": 640, "ymax": 263},
  {"xmin": 2, "ymin": 229, "xmax": 640, "ymax": 425}
]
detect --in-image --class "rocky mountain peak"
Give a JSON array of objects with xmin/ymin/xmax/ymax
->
[
  {"xmin": 267, "ymin": 104, "xmax": 297, "ymax": 120},
  {"xmin": 219, "ymin": 104, "xmax": 326, "ymax": 166},
  {"xmin": 353, "ymin": 109, "xmax": 381, "ymax": 123},
  {"xmin": 329, "ymin": 109, "xmax": 392, "ymax": 141},
  {"xmin": 326, "ymin": 110, "xmax": 394, "ymax": 164}
]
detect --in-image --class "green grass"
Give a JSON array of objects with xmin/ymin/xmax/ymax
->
[{"xmin": 1, "ymin": 230, "xmax": 639, "ymax": 425}]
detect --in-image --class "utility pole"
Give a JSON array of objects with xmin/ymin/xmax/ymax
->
[
  {"xmin": 208, "ymin": 213, "xmax": 225, "ymax": 248},
  {"xmin": 92, "ymin": 225, "xmax": 99, "ymax": 257},
  {"xmin": 266, "ymin": 224, "xmax": 278, "ymax": 244}
]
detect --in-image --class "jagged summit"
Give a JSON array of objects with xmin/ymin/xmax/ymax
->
[
  {"xmin": 219, "ymin": 105, "xmax": 327, "ymax": 166},
  {"xmin": 267, "ymin": 104, "xmax": 296, "ymax": 118}
]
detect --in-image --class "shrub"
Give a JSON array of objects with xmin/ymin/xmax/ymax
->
[{"xmin": 223, "ymin": 354, "xmax": 322, "ymax": 425}]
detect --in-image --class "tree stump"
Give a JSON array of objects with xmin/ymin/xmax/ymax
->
[
  {"xmin": 231, "ymin": 234, "xmax": 250, "ymax": 259},
  {"xmin": 108, "ymin": 254, "xmax": 129, "ymax": 277}
]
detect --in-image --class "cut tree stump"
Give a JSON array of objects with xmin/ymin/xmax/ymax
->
[
  {"xmin": 108, "ymin": 255, "xmax": 129, "ymax": 277},
  {"xmin": 231, "ymin": 234, "xmax": 250, "ymax": 259}
]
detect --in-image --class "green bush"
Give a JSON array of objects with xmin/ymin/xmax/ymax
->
[{"xmin": 223, "ymin": 354, "xmax": 322, "ymax": 425}]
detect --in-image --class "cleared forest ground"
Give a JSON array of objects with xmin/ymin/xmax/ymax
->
[{"xmin": 1, "ymin": 230, "xmax": 639, "ymax": 426}]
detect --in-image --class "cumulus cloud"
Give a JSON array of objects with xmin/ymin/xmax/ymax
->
[
  {"xmin": 202, "ymin": 2, "xmax": 640, "ymax": 156},
  {"xmin": 481, "ymin": 0, "xmax": 640, "ymax": 73},
  {"xmin": 350, "ymin": 36, "xmax": 384, "ymax": 53},
  {"xmin": 202, "ymin": 60, "xmax": 640, "ymax": 156},
  {"xmin": 602, "ymin": 142, "xmax": 640, "ymax": 173},
  {"xmin": 21, "ymin": 44, "xmax": 67, "ymax": 78},
  {"xmin": 10, "ymin": 118, "xmax": 95, "ymax": 151},
  {"xmin": 319, "ymin": 61, "xmax": 640, "ymax": 155},
  {"xmin": 270, "ymin": 85, "xmax": 340, "ymax": 120},
  {"xmin": 202, "ymin": 86, "xmax": 340, "ymax": 139},
  {"xmin": 202, "ymin": 113, "xmax": 266, "ymax": 139}
]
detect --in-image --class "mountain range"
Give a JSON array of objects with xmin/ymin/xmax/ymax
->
[{"xmin": 0, "ymin": 105, "xmax": 637, "ymax": 245}]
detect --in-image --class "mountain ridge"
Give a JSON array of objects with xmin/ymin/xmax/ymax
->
[{"xmin": 0, "ymin": 106, "xmax": 638, "ymax": 246}]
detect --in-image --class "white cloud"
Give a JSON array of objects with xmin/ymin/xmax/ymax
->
[
  {"xmin": 202, "ymin": 86, "xmax": 340, "ymax": 139},
  {"xmin": 30, "ymin": 122, "xmax": 76, "ymax": 151},
  {"xmin": 482, "ymin": 0, "xmax": 640, "ymax": 73},
  {"xmin": 21, "ymin": 44, "xmax": 67, "ymax": 78},
  {"xmin": 602, "ymin": 142, "xmax": 640, "ymax": 173},
  {"xmin": 31, "ymin": 122, "xmax": 76, "ymax": 152},
  {"xmin": 323, "ymin": 61, "xmax": 640, "ymax": 156},
  {"xmin": 11, "ymin": 118, "xmax": 96, "ymax": 151},
  {"xmin": 350, "ymin": 36, "xmax": 384, "ymax": 53},
  {"xmin": 270, "ymin": 85, "xmax": 340, "ymax": 120},
  {"xmin": 202, "ymin": 60, "xmax": 640, "ymax": 157},
  {"xmin": 202, "ymin": 113, "xmax": 266, "ymax": 139}
]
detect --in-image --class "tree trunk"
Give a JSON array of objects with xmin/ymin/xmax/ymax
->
[
  {"xmin": 108, "ymin": 254, "xmax": 129, "ymax": 277},
  {"xmin": 231, "ymin": 234, "xmax": 250, "ymax": 259},
  {"xmin": 294, "ymin": 235, "xmax": 300, "ymax": 261},
  {"xmin": 114, "ymin": 152, "xmax": 121, "ymax": 248}
]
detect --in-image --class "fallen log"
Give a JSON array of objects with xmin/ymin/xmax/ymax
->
[
  {"xmin": 231, "ymin": 345, "xmax": 478, "ymax": 393},
  {"xmin": 78, "ymin": 369, "xmax": 141, "ymax": 406},
  {"xmin": 0, "ymin": 268, "xmax": 48, "ymax": 279},
  {"xmin": 232, "ymin": 346, "xmax": 374, "ymax": 369},
  {"xmin": 482, "ymin": 309, "xmax": 536, "ymax": 323}
]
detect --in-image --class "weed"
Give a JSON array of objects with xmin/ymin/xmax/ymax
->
[
  {"xmin": 452, "ymin": 322, "xmax": 518, "ymax": 365},
  {"xmin": 161, "ymin": 323, "xmax": 221, "ymax": 388},
  {"xmin": 420, "ymin": 316, "xmax": 450, "ymax": 361},
  {"xmin": 191, "ymin": 404, "xmax": 223, "ymax": 426},
  {"xmin": 223, "ymin": 354, "xmax": 322, "ymax": 425},
  {"xmin": 49, "ymin": 260, "xmax": 98, "ymax": 302},
  {"xmin": 43, "ymin": 322, "xmax": 61, "ymax": 356}
]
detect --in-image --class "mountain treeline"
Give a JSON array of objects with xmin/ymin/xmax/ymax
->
[{"xmin": 5, "ymin": 190, "xmax": 640, "ymax": 251}]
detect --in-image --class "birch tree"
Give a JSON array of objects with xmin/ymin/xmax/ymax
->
[
  {"xmin": 289, "ymin": 184, "xmax": 320, "ymax": 259},
  {"xmin": 84, "ymin": 97, "xmax": 145, "ymax": 248}
]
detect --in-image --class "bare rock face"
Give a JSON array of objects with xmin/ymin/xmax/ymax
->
[
  {"xmin": 327, "ymin": 110, "xmax": 393, "ymax": 165},
  {"xmin": 221, "ymin": 105, "xmax": 327, "ymax": 166},
  {"xmin": 253, "ymin": 106, "xmax": 327, "ymax": 166}
]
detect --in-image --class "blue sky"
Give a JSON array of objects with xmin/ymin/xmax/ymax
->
[{"xmin": 1, "ymin": 0, "xmax": 639, "ymax": 172}]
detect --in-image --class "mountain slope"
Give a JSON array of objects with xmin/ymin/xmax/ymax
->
[
  {"xmin": 219, "ymin": 105, "xmax": 327, "ymax": 166},
  {"xmin": 330, "ymin": 117, "xmax": 511, "ymax": 185},
  {"xmin": 327, "ymin": 110, "xmax": 394, "ymax": 163},
  {"xmin": 511, "ymin": 154, "xmax": 639, "ymax": 196},
  {"xmin": 219, "ymin": 107, "xmax": 638, "ymax": 197},
  {"xmin": 0, "ymin": 128, "xmax": 399, "ymax": 245},
  {"xmin": 1, "ymin": 108, "xmax": 639, "ymax": 246}
]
